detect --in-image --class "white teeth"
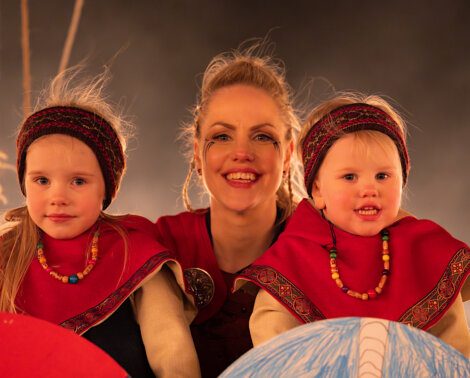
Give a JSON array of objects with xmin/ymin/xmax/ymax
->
[
  {"xmin": 226, "ymin": 172, "xmax": 256, "ymax": 181},
  {"xmin": 357, "ymin": 208, "xmax": 378, "ymax": 215}
]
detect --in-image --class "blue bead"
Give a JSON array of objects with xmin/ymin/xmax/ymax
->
[
  {"xmin": 341, "ymin": 287, "xmax": 349, "ymax": 293},
  {"xmin": 69, "ymin": 274, "xmax": 79, "ymax": 284}
]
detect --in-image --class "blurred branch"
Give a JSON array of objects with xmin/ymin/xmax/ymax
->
[{"xmin": 0, "ymin": 151, "xmax": 15, "ymax": 205}]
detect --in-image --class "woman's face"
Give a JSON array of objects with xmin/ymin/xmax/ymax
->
[{"xmin": 195, "ymin": 84, "xmax": 293, "ymax": 214}]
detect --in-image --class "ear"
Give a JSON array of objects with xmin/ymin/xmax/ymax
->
[
  {"xmin": 283, "ymin": 140, "xmax": 294, "ymax": 172},
  {"xmin": 311, "ymin": 179, "xmax": 326, "ymax": 210},
  {"xmin": 193, "ymin": 139, "xmax": 202, "ymax": 171}
]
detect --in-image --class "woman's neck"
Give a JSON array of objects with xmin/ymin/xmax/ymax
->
[{"xmin": 210, "ymin": 201, "xmax": 277, "ymax": 274}]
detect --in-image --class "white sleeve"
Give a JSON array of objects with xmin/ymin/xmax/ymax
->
[
  {"xmin": 249, "ymin": 288, "xmax": 302, "ymax": 347},
  {"xmin": 135, "ymin": 266, "xmax": 201, "ymax": 377}
]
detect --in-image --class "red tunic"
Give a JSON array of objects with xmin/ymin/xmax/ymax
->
[
  {"xmin": 238, "ymin": 199, "xmax": 470, "ymax": 330},
  {"xmin": 154, "ymin": 210, "xmax": 258, "ymax": 377},
  {"xmin": 17, "ymin": 215, "xmax": 175, "ymax": 332}
]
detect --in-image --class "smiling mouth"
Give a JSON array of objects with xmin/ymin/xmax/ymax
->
[
  {"xmin": 356, "ymin": 207, "xmax": 380, "ymax": 216},
  {"xmin": 225, "ymin": 172, "xmax": 257, "ymax": 182}
]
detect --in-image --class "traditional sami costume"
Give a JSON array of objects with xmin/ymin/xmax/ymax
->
[
  {"xmin": 155, "ymin": 210, "xmax": 278, "ymax": 378},
  {"xmin": 16, "ymin": 215, "xmax": 178, "ymax": 377},
  {"xmin": 238, "ymin": 199, "xmax": 470, "ymax": 356}
]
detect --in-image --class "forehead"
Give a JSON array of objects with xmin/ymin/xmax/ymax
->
[
  {"xmin": 324, "ymin": 132, "xmax": 401, "ymax": 167},
  {"xmin": 26, "ymin": 134, "xmax": 99, "ymax": 168},
  {"xmin": 201, "ymin": 84, "xmax": 284, "ymax": 130}
]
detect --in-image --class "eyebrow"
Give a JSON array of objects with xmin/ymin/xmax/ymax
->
[
  {"xmin": 334, "ymin": 165, "xmax": 397, "ymax": 172},
  {"xmin": 26, "ymin": 171, "xmax": 97, "ymax": 177},
  {"xmin": 208, "ymin": 122, "xmax": 277, "ymax": 130}
]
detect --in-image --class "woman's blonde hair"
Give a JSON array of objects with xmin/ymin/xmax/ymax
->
[
  {"xmin": 0, "ymin": 67, "xmax": 131, "ymax": 313},
  {"xmin": 181, "ymin": 43, "xmax": 303, "ymax": 223}
]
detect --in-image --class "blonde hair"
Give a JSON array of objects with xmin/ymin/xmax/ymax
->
[
  {"xmin": 298, "ymin": 91, "xmax": 407, "ymax": 160},
  {"xmin": 0, "ymin": 67, "xmax": 131, "ymax": 313},
  {"xmin": 181, "ymin": 44, "xmax": 303, "ymax": 223}
]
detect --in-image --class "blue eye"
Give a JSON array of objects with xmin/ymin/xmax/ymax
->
[
  {"xmin": 254, "ymin": 133, "xmax": 275, "ymax": 142},
  {"xmin": 35, "ymin": 177, "xmax": 49, "ymax": 185},
  {"xmin": 376, "ymin": 172, "xmax": 389, "ymax": 180},
  {"xmin": 212, "ymin": 134, "xmax": 231, "ymax": 142},
  {"xmin": 343, "ymin": 173, "xmax": 356, "ymax": 181},
  {"xmin": 73, "ymin": 177, "xmax": 86, "ymax": 186}
]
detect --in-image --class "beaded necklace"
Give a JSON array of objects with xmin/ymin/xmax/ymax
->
[
  {"xmin": 36, "ymin": 230, "xmax": 99, "ymax": 284},
  {"xmin": 327, "ymin": 221, "xmax": 390, "ymax": 300}
]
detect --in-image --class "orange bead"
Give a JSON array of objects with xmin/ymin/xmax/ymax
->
[{"xmin": 331, "ymin": 272, "xmax": 340, "ymax": 280}]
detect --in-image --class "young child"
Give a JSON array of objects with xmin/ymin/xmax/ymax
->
[
  {"xmin": 237, "ymin": 93, "xmax": 470, "ymax": 357},
  {"xmin": 0, "ymin": 70, "xmax": 200, "ymax": 377}
]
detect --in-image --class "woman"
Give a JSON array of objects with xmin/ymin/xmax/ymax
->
[{"xmin": 154, "ymin": 47, "xmax": 302, "ymax": 377}]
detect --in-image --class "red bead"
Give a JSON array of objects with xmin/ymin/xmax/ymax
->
[{"xmin": 367, "ymin": 289, "xmax": 377, "ymax": 299}]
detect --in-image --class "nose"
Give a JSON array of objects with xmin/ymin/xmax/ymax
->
[
  {"xmin": 359, "ymin": 182, "xmax": 378, "ymax": 198},
  {"xmin": 230, "ymin": 139, "xmax": 255, "ymax": 162},
  {"xmin": 49, "ymin": 184, "xmax": 70, "ymax": 206}
]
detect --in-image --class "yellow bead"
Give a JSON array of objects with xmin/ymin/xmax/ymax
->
[
  {"xmin": 61, "ymin": 276, "xmax": 69, "ymax": 283},
  {"xmin": 331, "ymin": 272, "xmax": 340, "ymax": 280},
  {"xmin": 361, "ymin": 293, "xmax": 368, "ymax": 300},
  {"xmin": 382, "ymin": 255, "xmax": 390, "ymax": 261}
]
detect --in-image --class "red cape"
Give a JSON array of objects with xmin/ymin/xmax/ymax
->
[
  {"xmin": 238, "ymin": 199, "xmax": 469, "ymax": 330},
  {"xmin": 155, "ymin": 210, "xmax": 226, "ymax": 323},
  {"xmin": 16, "ymin": 215, "xmax": 176, "ymax": 334}
]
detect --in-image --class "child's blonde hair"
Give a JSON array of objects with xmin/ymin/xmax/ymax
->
[
  {"xmin": 0, "ymin": 67, "xmax": 131, "ymax": 312},
  {"xmin": 299, "ymin": 92, "xmax": 409, "ymax": 195},
  {"xmin": 181, "ymin": 43, "xmax": 302, "ymax": 223}
]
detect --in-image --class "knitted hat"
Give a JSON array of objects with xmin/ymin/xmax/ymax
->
[
  {"xmin": 17, "ymin": 106, "xmax": 125, "ymax": 209},
  {"xmin": 302, "ymin": 103, "xmax": 410, "ymax": 196}
]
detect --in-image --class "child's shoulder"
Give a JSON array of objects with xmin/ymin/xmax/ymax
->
[{"xmin": 394, "ymin": 216, "xmax": 467, "ymax": 248}]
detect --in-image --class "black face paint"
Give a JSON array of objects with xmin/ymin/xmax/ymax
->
[{"xmin": 203, "ymin": 138, "xmax": 215, "ymax": 162}]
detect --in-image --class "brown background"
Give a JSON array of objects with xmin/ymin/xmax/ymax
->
[{"xmin": 0, "ymin": 1, "xmax": 469, "ymax": 245}]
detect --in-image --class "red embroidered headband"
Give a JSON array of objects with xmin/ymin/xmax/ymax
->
[
  {"xmin": 17, "ymin": 106, "xmax": 125, "ymax": 209},
  {"xmin": 302, "ymin": 103, "xmax": 410, "ymax": 196}
]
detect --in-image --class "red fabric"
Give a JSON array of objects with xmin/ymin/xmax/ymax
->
[
  {"xmin": 239, "ymin": 199, "xmax": 469, "ymax": 330},
  {"xmin": 0, "ymin": 312, "xmax": 128, "ymax": 377},
  {"xmin": 154, "ymin": 210, "xmax": 227, "ymax": 323},
  {"xmin": 16, "ymin": 215, "xmax": 175, "ymax": 334}
]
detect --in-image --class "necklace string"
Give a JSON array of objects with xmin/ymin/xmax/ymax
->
[
  {"xmin": 327, "ymin": 221, "xmax": 390, "ymax": 300},
  {"xmin": 36, "ymin": 230, "xmax": 99, "ymax": 284}
]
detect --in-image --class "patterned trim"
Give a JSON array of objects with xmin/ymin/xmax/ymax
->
[
  {"xmin": 399, "ymin": 248, "xmax": 470, "ymax": 329},
  {"xmin": 61, "ymin": 252, "xmax": 173, "ymax": 334},
  {"xmin": 239, "ymin": 265, "xmax": 325, "ymax": 323}
]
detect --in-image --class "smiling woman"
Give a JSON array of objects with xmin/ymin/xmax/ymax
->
[{"xmin": 151, "ymin": 45, "xmax": 303, "ymax": 377}]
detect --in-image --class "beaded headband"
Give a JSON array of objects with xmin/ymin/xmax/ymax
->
[
  {"xmin": 302, "ymin": 103, "xmax": 410, "ymax": 196},
  {"xmin": 17, "ymin": 106, "xmax": 125, "ymax": 209}
]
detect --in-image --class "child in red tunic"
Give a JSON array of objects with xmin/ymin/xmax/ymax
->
[
  {"xmin": 0, "ymin": 70, "xmax": 199, "ymax": 377},
  {"xmin": 239, "ymin": 93, "xmax": 470, "ymax": 357}
]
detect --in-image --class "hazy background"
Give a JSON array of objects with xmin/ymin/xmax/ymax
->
[{"xmin": 0, "ymin": 1, "xmax": 469, "ymax": 247}]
